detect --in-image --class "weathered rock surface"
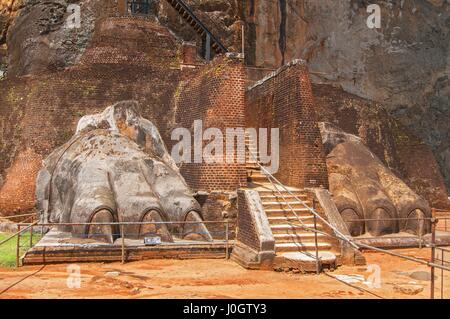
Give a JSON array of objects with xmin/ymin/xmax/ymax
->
[
  {"xmin": 5, "ymin": 0, "xmax": 106, "ymax": 76},
  {"xmin": 0, "ymin": 16, "xmax": 183, "ymax": 215},
  {"xmin": 320, "ymin": 122, "xmax": 432, "ymax": 237},
  {"xmin": 157, "ymin": 0, "xmax": 243, "ymax": 53},
  {"xmin": 243, "ymin": 0, "xmax": 450, "ymax": 193},
  {"xmin": 0, "ymin": 0, "xmax": 22, "ymax": 44},
  {"xmin": 3, "ymin": 0, "xmax": 240, "ymax": 75},
  {"xmin": 314, "ymin": 84, "xmax": 449, "ymax": 209},
  {"xmin": 0, "ymin": 0, "xmax": 448, "ymax": 215},
  {"xmin": 394, "ymin": 283, "xmax": 424, "ymax": 295},
  {"xmin": 409, "ymin": 271, "xmax": 433, "ymax": 282},
  {"xmin": 37, "ymin": 101, "xmax": 212, "ymax": 242}
]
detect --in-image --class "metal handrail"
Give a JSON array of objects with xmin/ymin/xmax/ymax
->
[
  {"xmin": 188, "ymin": 0, "xmax": 229, "ymax": 38},
  {"xmin": 0, "ymin": 221, "xmax": 39, "ymax": 247},
  {"xmin": 18, "ymin": 221, "xmax": 229, "ymax": 226},
  {"xmin": 247, "ymin": 144, "xmax": 339, "ymax": 273},
  {"xmin": 166, "ymin": 0, "xmax": 228, "ymax": 53},
  {"xmin": 246, "ymin": 144, "xmax": 359, "ymax": 250},
  {"xmin": 3, "ymin": 220, "xmax": 232, "ymax": 267},
  {"xmin": 0, "ymin": 213, "xmax": 38, "ymax": 220},
  {"xmin": 434, "ymin": 208, "xmax": 450, "ymax": 212}
]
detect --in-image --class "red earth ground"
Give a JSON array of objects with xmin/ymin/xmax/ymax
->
[{"xmin": 0, "ymin": 248, "xmax": 448, "ymax": 299}]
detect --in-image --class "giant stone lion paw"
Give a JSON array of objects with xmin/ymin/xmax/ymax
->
[
  {"xmin": 36, "ymin": 101, "xmax": 213, "ymax": 243},
  {"xmin": 319, "ymin": 122, "xmax": 431, "ymax": 237}
]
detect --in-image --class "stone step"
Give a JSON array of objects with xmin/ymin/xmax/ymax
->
[
  {"xmin": 264, "ymin": 207, "xmax": 312, "ymax": 215},
  {"xmin": 248, "ymin": 179, "xmax": 268, "ymax": 185},
  {"xmin": 248, "ymin": 172, "xmax": 266, "ymax": 178},
  {"xmin": 258, "ymin": 190, "xmax": 307, "ymax": 197},
  {"xmin": 275, "ymin": 242, "xmax": 332, "ymax": 253},
  {"xmin": 270, "ymin": 223, "xmax": 322, "ymax": 234},
  {"xmin": 265, "ymin": 210, "xmax": 314, "ymax": 218},
  {"xmin": 248, "ymin": 176, "xmax": 268, "ymax": 183},
  {"xmin": 273, "ymin": 233, "xmax": 326, "ymax": 243},
  {"xmin": 262, "ymin": 201, "xmax": 311, "ymax": 209},
  {"xmin": 275, "ymin": 251, "xmax": 337, "ymax": 271},
  {"xmin": 267, "ymin": 216, "xmax": 315, "ymax": 225},
  {"xmin": 259, "ymin": 194, "xmax": 309, "ymax": 201}
]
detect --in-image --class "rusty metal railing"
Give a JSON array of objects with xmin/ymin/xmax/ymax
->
[
  {"xmin": 245, "ymin": 143, "xmax": 340, "ymax": 274},
  {"xmin": 5, "ymin": 220, "xmax": 232, "ymax": 267},
  {"xmin": 434, "ymin": 208, "xmax": 450, "ymax": 232}
]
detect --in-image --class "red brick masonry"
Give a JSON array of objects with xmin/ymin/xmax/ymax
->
[
  {"xmin": 246, "ymin": 60, "xmax": 329, "ymax": 189},
  {"xmin": 174, "ymin": 56, "xmax": 248, "ymax": 192}
]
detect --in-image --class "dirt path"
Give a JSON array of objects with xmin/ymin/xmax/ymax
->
[{"xmin": 0, "ymin": 248, "xmax": 448, "ymax": 299}]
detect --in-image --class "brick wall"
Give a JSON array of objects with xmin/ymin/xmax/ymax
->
[
  {"xmin": 174, "ymin": 56, "xmax": 247, "ymax": 192},
  {"xmin": 236, "ymin": 190, "xmax": 260, "ymax": 251},
  {"xmin": 80, "ymin": 17, "xmax": 180, "ymax": 68},
  {"xmin": 0, "ymin": 17, "xmax": 183, "ymax": 215},
  {"xmin": 246, "ymin": 60, "xmax": 329, "ymax": 189}
]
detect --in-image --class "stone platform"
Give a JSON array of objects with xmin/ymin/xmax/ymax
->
[
  {"xmin": 21, "ymin": 229, "xmax": 232, "ymax": 265},
  {"xmin": 353, "ymin": 231, "xmax": 450, "ymax": 249}
]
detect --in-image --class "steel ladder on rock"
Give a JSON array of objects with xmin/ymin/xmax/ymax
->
[{"xmin": 165, "ymin": 0, "xmax": 228, "ymax": 60}]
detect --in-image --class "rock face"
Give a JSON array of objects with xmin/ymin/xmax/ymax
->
[
  {"xmin": 242, "ymin": 0, "xmax": 450, "ymax": 194},
  {"xmin": 3, "ymin": 0, "xmax": 241, "ymax": 75},
  {"xmin": 0, "ymin": 0, "xmax": 23, "ymax": 73},
  {"xmin": 0, "ymin": 15, "xmax": 183, "ymax": 215},
  {"xmin": 5, "ymin": 0, "xmax": 114, "ymax": 76},
  {"xmin": 0, "ymin": 0, "xmax": 448, "ymax": 215},
  {"xmin": 0, "ymin": 0, "xmax": 22, "ymax": 44},
  {"xmin": 36, "ymin": 101, "xmax": 212, "ymax": 243},
  {"xmin": 157, "ymin": 0, "xmax": 243, "ymax": 53},
  {"xmin": 3, "ymin": 1, "xmax": 448, "ymax": 191},
  {"xmin": 312, "ymin": 83, "xmax": 449, "ymax": 209},
  {"xmin": 320, "ymin": 122, "xmax": 431, "ymax": 237}
]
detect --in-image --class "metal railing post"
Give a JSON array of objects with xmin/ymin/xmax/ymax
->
[
  {"xmin": 121, "ymin": 223, "xmax": 126, "ymax": 264},
  {"xmin": 30, "ymin": 225, "xmax": 33, "ymax": 248},
  {"xmin": 205, "ymin": 33, "xmax": 211, "ymax": 61},
  {"xmin": 313, "ymin": 199, "xmax": 320, "ymax": 275},
  {"xmin": 241, "ymin": 23, "xmax": 245, "ymax": 58},
  {"xmin": 418, "ymin": 216, "xmax": 423, "ymax": 249},
  {"xmin": 225, "ymin": 220, "xmax": 229, "ymax": 260},
  {"xmin": 430, "ymin": 214, "xmax": 437, "ymax": 299},
  {"xmin": 16, "ymin": 224, "xmax": 21, "ymax": 268},
  {"xmin": 441, "ymin": 249, "xmax": 444, "ymax": 299},
  {"xmin": 246, "ymin": 146, "xmax": 358, "ymax": 250}
]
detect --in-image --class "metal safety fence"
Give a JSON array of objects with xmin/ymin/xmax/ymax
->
[
  {"xmin": 0, "ymin": 219, "xmax": 233, "ymax": 268},
  {"xmin": 1, "ymin": 207, "xmax": 449, "ymax": 298},
  {"xmin": 246, "ymin": 143, "xmax": 450, "ymax": 298}
]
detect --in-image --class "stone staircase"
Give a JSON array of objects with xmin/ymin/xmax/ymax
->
[{"xmin": 245, "ymin": 134, "xmax": 338, "ymax": 271}]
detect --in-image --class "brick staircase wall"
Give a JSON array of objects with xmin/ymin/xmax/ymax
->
[
  {"xmin": 174, "ymin": 56, "xmax": 247, "ymax": 192},
  {"xmin": 245, "ymin": 60, "xmax": 329, "ymax": 190},
  {"xmin": 232, "ymin": 189, "xmax": 275, "ymax": 269}
]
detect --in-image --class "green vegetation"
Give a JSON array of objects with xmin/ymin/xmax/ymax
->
[{"xmin": 0, "ymin": 232, "xmax": 42, "ymax": 268}]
